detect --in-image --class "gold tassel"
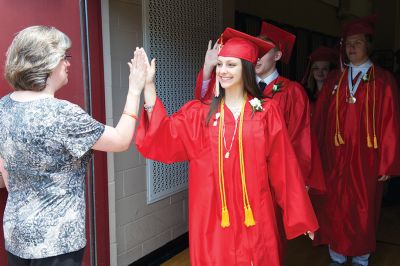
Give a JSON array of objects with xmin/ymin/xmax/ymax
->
[
  {"xmin": 338, "ymin": 133, "xmax": 345, "ymax": 144},
  {"xmin": 374, "ymin": 136, "xmax": 378, "ymax": 149},
  {"xmin": 244, "ymin": 206, "xmax": 256, "ymax": 227},
  {"xmin": 221, "ymin": 207, "xmax": 230, "ymax": 228},
  {"xmin": 335, "ymin": 70, "xmax": 346, "ymax": 148},
  {"xmin": 372, "ymin": 65, "xmax": 378, "ymax": 150},
  {"xmin": 367, "ymin": 135, "xmax": 373, "ymax": 148},
  {"xmin": 334, "ymin": 134, "xmax": 339, "ymax": 146}
]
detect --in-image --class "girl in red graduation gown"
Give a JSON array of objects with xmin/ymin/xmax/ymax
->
[
  {"xmin": 195, "ymin": 23, "xmax": 326, "ymax": 194},
  {"xmin": 135, "ymin": 28, "xmax": 318, "ymax": 266}
]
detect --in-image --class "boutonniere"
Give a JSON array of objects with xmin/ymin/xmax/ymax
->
[
  {"xmin": 264, "ymin": 81, "xmax": 284, "ymax": 99},
  {"xmin": 272, "ymin": 82, "xmax": 282, "ymax": 93},
  {"xmin": 361, "ymin": 73, "xmax": 370, "ymax": 82},
  {"xmin": 249, "ymin": 98, "xmax": 265, "ymax": 117}
]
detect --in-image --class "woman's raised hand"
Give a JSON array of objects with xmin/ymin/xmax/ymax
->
[{"xmin": 128, "ymin": 47, "xmax": 147, "ymax": 96}]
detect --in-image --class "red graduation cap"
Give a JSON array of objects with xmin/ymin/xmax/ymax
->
[
  {"xmin": 301, "ymin": 46, "xmax": 339, "ymax": 85},
  {"xmin": 259, "ymin": 22, "xmax": 296, "ymax": 64},
  {"xmin": 342, "ymin": 15, "xmax": 377, "ymax": 37},
  {"xmin": 309, "ymin": 46, "xmax": 339, "ymax": 64},
  {"xmin": 218, "ymin": 27, "xmax": 275, "ymax": 64}
]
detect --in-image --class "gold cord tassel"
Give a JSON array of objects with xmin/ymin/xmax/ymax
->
[
  {"xmin": 335, "ymin": 70, "xmax": 346, "ymax": 147},
  {"xmin": 218, "ymin": 100, "xmax": 229, "ymax": 228},
  {"xmin": 367, "ymin": 135, "xmax": 373, "ymax": 148},
  {"xmin": 338, "ymin": 133, "xmax": 345, "ymax": 144},
  {"xmin": 238, "ymin": 94, "xmax": 256, "ymax": 227},
  {"xmin": 373, "ymin": 136, "xmax": 378, "ymax": 149},
  {"xmin": 221, "ymin": 207, "xmax": 230, "ymax": 228},
  {"xmin": 372, "ymin": 65, "xmax": 378, "ymax": 149},
  {"xmin": 244, "ymin": 206, "xmax": 256, "ymax": 227},
  {"xmin": 334, "ymin": 134, "xmax": 340, "ymax": 146}
]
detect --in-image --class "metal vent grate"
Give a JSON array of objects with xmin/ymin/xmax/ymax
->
[{"xmin": 143, "ymin": 0, "xmax": 222, "ymax": 203}]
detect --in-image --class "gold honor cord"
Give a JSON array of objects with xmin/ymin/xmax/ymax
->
[
  {"xmin": 335, "ymin": 70, "xmax": 346, "ymax": 146},
  {"xmin": 335, "ymin": 65, "xmax": 377, "ymax": 149},
  {"xmin": 372, "ymin": 65, "xmax": 378, "ymax": 148},
  {"xmin": 217, "ymin": 93, "xmax": 255, "ymax": 228},
  {"xmin": 238, "ymin": 93, "xmax": 256, "ymax": 227},
  {"xmin": 218, "ymin": 98, "xmax": 229, "ymax": 227}
]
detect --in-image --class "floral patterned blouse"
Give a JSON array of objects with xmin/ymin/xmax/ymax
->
[{"xmin": 0, "ymin": 94, "xmax": 105, "ymax": 259}]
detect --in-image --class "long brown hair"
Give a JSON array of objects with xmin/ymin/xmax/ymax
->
[{"xmin": 206, "ymin": 59, "xmax": 262, "ymax": 124}]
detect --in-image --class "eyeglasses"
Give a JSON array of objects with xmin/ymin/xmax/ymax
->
[{"xmin": 62, "ymin": 54, "xmax": 72, "ymax": 62}]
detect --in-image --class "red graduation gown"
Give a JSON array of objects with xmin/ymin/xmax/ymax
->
[
  {"xmin": 135, "ymin": 97, "xmax": 319, "ymax": 266},
  {"xmin": 312, "ymin": 66, "xmax": 400, "ymax": 255},
  {"xmin": 194, "ymin": 70, "xmax": 326, "ymax": 192}
]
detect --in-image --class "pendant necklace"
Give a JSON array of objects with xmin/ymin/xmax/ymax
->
[
  {"xmin": 347, "ymin": 67, "xmax": 362, "ymax": 104},
  {"xmin": 223, "ymin": 115, "xmax": 239, "ymax": 159}
]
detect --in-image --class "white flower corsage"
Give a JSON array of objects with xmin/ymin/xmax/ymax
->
[{"xmin": 249, "ymin": 98, "xmax": 265, "ymax": 117}]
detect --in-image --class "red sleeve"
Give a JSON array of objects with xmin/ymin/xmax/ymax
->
[
  {"xmin": 194, "ymin": 68, "xmax": 215, "ymax": 102},
  {"xmin": 377, "ymin": 71, "xmax": 400, "ymax": 176},
  {"xmin": 135, "ymin": 98, "xmax": 204, "ymax": 163},
  {"xmin": 285, "ymin": 82, "xmax": 312, "ymax": 185},
  {"xmin": 265, "ymin": 102, "xmax": 319, "ymax": 239},
  {"xmin": 312, "ymin": 72, "xmax": 337, "ymax": 148},
  {"xmin": 307, "ymin": 130, "xmax": 326, "ymax": 193}
]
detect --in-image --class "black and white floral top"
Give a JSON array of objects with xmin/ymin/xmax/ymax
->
[{"xmin": 0, "ymin": 94, "xmax": 105, "ymax": 259}]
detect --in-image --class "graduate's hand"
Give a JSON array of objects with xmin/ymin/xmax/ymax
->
[
  {"xmin": 304, "ymin": 231, "xmax": 314, "ymax": 240},
  {"xmin": 203, "ymin": 40, "xmax": 220, "ymax": 80},
  {"xmin": 378, "ymin": 175, "xmax": 391, "ymax": 182},
  {"xmin": 128, "ymin": 47, "xmax": 147, "ymax": 96},
  {"xmin": 140, "ymin": 49, "xmax": 157, "ymax": 110},
  {"xmin": 142, "ymin": 49, "xmax": 156, "ymax": 85}
]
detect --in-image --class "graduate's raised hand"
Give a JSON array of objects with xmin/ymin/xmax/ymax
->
[
  {"xmin": 128, "ymin": 47, "xmax": 147, "ymax": 96},
  {"xmin": 138, "ymin": 48, "xmax": 156, "ymax": 84},
  {"xmin": 203, "ymin": 40, "xmax": 220, "ymax": 80},
  {"xmin": 141, "ymin": 49, "xmax": 157, "ymax": 114}
]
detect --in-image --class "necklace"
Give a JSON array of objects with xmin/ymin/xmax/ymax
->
[
  {"xmin": 229, "ymin": 106, "xmax": 242, "ymax": 120},
  {"xmin": 347, "ymin": 67, "xmax": 362, "ymax": 104},
  {"xmin": 223, "ymin": 115, "xmax": 239, "ymax": 159}
]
